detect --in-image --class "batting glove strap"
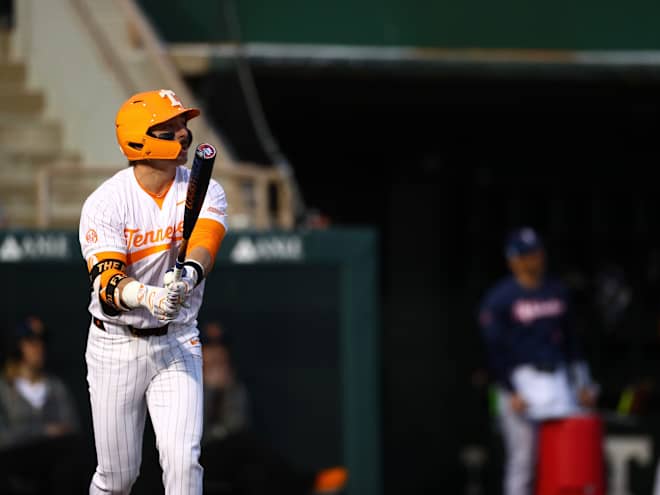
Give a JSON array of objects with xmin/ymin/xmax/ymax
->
[{"xmin": 183, "ymin": 259, "xmax": 205, "ymax": 287}]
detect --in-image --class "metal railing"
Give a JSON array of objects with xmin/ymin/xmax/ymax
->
[{"xmin": 35, "ymin": 164, "xmax": 294, "ymax": 230}]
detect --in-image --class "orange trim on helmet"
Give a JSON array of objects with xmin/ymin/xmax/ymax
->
[{"xmin": 115, "ymin": 89, "xmax": 200, "ymax": 161}]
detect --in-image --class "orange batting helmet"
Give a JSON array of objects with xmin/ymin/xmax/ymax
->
[{"xmin": 115, "ymin": 89, "xmax": 200, "ymax": 161}]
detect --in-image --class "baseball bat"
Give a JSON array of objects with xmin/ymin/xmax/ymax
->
[{"xmin": 173, "ymin": 143, "xmax": 217, "ymax": 281}]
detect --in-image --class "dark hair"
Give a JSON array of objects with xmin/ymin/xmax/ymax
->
[{"xmin": 3, "ymin": 317, "xmax": 47, "ymax": 381}]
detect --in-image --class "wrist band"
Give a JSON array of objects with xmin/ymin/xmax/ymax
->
[
  {"xmin": 106, "ymin": 273, "xmax": 129, "ymax": 311},
  {"xmin": 183, "ymin": 260, "xmax": 205, "ymax": 287}
]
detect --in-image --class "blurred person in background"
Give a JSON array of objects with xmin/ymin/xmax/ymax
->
[
  {"xmin": 0, "ymin": 316, "xmax": 85, "ymax": 494},
  {"xmin": 201, "ymin": 321, "xmax": 250, "ymax": 446},
  {"xmin": 478, "ymin": 227, "xmax": 599, "ymax": 495},
  {"xmin": 199, "ymin": 320, "xmax": 347, "ymax": 495}
]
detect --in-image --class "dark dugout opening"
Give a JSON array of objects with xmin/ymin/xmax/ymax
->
[{"xmin": 191, "ymin": 65, "xmax": 660, "ymax": 494}]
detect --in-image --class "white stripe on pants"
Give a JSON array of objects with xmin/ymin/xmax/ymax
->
[{"xmin": 85, "ymin": 322, "xmax": 204, "ymax": 495}]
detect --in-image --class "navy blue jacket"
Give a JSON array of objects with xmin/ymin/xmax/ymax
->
[{"xmin": 478, "ymin": 275, "xmax": 581, "ymax": 391}]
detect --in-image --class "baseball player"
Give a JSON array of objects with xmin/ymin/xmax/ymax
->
[
  {"xmin": 78, "ymin": 89, "xmax": 227, "ymax": 494},
  {"xmin": 478, "ymin": 227, "xmax": 598, "ymax": 495}
]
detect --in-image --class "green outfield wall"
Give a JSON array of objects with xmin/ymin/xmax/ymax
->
[{"xmin": 0, "ymin": 228, "xmax": 381, "ymax": 495}]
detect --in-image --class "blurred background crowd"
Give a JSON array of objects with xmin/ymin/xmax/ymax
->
[{"xmin": 3, "ymin": 0, "xmax": 660, "ymax": 494}]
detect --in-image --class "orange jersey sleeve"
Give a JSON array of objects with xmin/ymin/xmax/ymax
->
[{"xmin": 186, "ymin": 218, "xmax": 226, "ymax": 266}]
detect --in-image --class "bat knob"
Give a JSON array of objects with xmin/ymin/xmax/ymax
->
[{"xmin": 195, "ymin": 143, "xmax": 216, "ymax": 160}]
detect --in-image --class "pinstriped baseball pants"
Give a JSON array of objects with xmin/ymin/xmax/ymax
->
[{"xmin": 85, "ymin": 322, "xmax": 204, "ymax": 495}]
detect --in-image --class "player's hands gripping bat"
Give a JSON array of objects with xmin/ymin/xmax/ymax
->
[{"xmin": 121, "ymin": 282, "xmax": 183, "ymax": 322}]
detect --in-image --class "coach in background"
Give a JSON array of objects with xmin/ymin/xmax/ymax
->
[
  {"xmin": 0, "ymin": 316, "xmax": 85, "ymax": 494},
  {"xmin": 477, "ymin": 227, "xmax": 599, "ymax": 495}
]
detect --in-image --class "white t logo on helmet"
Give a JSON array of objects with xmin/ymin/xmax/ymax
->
[{"xmin": 159, "ymin": 89, "xmax": 183, "ymax": 108}]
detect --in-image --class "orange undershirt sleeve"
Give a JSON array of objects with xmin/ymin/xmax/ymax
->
[{"xmin": 186, "ymin": 218, "xmax": 226, "ymax": 266}]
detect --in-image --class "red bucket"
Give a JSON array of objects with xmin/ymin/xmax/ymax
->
[{"xmin": 536, "ymin": 414, "xmax": 605, "ymax": 495}]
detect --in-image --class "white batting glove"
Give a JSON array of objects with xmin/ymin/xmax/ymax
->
[
  {"xmin": 122, "ymin": 281, "xmax": 181, "ymax": 322},
  {"xmin": 163, "ymin": 266, "xmax": 198, "ymax": 307}
]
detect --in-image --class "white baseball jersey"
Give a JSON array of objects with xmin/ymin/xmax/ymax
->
[{"xmin": 79, "ymin": 165, "xmax": 227, "ymax": 328}]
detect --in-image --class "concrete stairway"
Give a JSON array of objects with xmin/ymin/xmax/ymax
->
[
  {"xmin": 1, "ymin": 0, "xmax": 296, "ymax": 230},
  {"xmin": 0, "ymin": 29, "xmax": 79, "ymax": 228}
]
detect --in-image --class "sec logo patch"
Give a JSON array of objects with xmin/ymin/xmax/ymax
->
[{"xmin": 86, "ymin": 229, "xmax": 98, "ymax": 243}]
